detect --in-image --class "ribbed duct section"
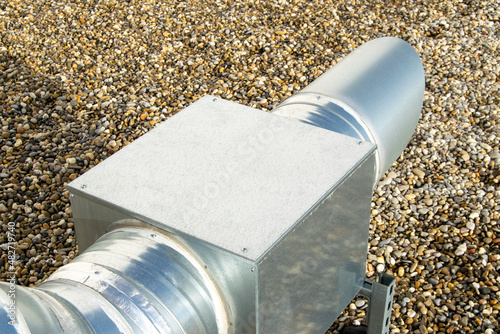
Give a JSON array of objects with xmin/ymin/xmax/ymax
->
[{"xmin": 0, "ymin": 226, "xmax": 228, "ymax": 334}]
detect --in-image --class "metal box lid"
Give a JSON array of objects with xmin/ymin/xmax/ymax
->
[{"xmin": 68, "ymin": 96, "xmax": 375, "ymax": 261}]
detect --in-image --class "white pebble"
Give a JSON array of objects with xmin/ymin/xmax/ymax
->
[
  {"xmin": 469, "ymin": 211, "xmax": 480, "ymax": 219},
  {"xmin": 355, "ymin": 300, "xmax": 366, "ymax": 308},
  {"xmin": 455, "ymin": 243, "xmax": 467, "ymax": 256}
]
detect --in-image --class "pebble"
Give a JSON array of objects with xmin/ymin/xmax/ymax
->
[
  {"xmin": 428, "ymin": 278, "xmax": 440, "ymax": 286},
  {"xmin": 53, "ymin": 228, "xmax": 64, "ymax": 236},
  {"xmin": 0, "ymin": 1, "xmax": 498, "ymax": 333},
  {"xmin": 479, "ymin": 287, "xmax": 491, "ymax": 295},
  {"xmin": 455, "ymin": 243, "xmax": 467, "ymax": 256},
  {"xmin": 412, "ymin": 168, "xmax": 426, "ymax": 179},
  {"xmin": 355, "ymin": 300, "xmax": 366, "ymax": 308}
]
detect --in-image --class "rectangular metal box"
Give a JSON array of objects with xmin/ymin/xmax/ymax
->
[{"xmin": 67, "ymin": 96, "xmax": 376, "ymax": 333}]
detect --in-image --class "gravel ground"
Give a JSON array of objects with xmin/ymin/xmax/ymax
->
[{"xmin": 0, "ymin": 0, "xmax": 499, "ymax": 333}]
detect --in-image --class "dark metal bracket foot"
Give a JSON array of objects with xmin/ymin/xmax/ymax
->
[{"xmin": 357, "ymin": 273, "xmax": 396, "ymax": 334}]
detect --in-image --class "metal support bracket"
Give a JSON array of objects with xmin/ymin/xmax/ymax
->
[{"xmin": 358, "ymin": 273, "xmax": 396, "ymax": 334}]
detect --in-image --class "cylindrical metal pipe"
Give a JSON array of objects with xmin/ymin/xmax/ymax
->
[
  {"xmin": 0, "ymin": 226, "xmax": 228, "ymax": 334},
  {"xmin": 273, "ymin": 37, "xmax": 425, "ymax": 181}
]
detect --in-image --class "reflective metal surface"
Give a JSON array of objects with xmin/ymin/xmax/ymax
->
[
  {"xmin": 0, "ymin": 226, "xmax": 228, "ymax": 334},
  {"xmin": 68, "ymin": 97, "xmax": 375, "ymax": 333},
  {"xmin": 1, "ymin": 38, "xmax": 425, "ymax": 333},
  {"xmin": 65, "ymin": 96, "xmax": 376, "ymax": 333},
  {"xmin": 273, "ymin": 37, "xmax": 425, "ymax": 181},
  {"xmin": 68, "ymin": 195, "xmax": 257, "ymax": 334},
  {"xmin": 257, "ymin": 153, "xmax": 375, "ymax": 333},
  {"xmin": 67, "ymin": 96, "xmax": 375, "ymax": 262}
]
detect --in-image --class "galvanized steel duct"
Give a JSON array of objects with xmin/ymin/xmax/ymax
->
[
  {"xmin": 0, "ymin": 226, "xmax": 228, "ymax": 333},
  {"xmin": 0, "ymin": 37, "xmax": 425, "ymax": 334},
  {"xmin": 273, "ymin": 37, "xmax": 425, "ymax": 181}
]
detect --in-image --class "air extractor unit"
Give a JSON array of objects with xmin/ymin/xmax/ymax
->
[{"xmin": 0, "ymin": 37, "xmax": 425, "ymax": 334}]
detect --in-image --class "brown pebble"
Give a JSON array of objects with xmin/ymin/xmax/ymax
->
[{"xmin": 53, "ymin": 228, "xmax": 64, "ymax": 236}]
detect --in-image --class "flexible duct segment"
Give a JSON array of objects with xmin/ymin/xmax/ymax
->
[{"xmin": 0, "ymin": 227, "xmax": 228, "ymax": 334}]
